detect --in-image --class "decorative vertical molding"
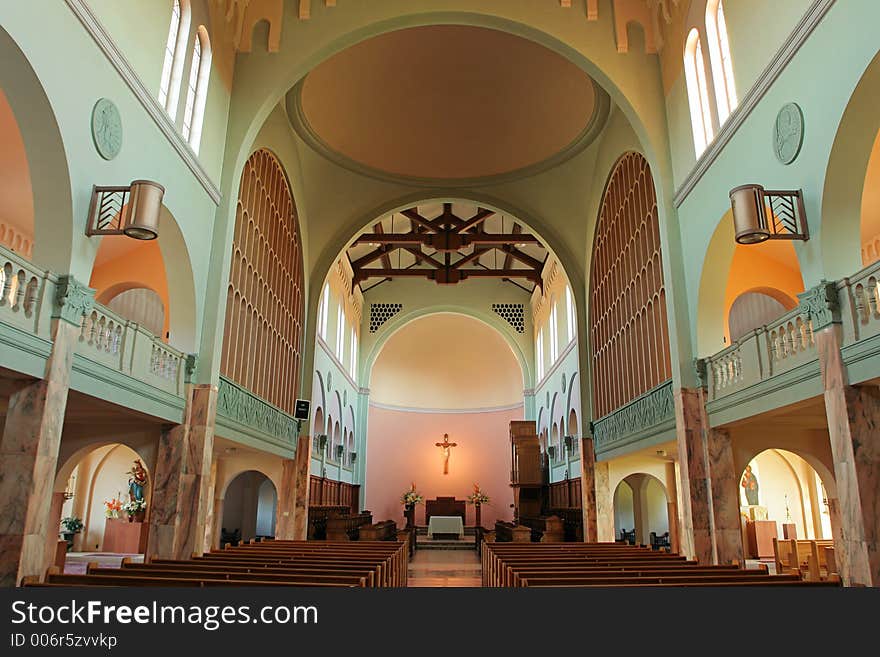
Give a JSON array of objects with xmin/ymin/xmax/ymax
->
[
  {"xmin": 798, "ymin": 281, "xmax": 841, "ymax": 331},
  {"xmin": 673, "ymin": 0, "xmax": 837, "ymax": 207},
  {"xmin": 64, "ymin": 0, "xmax": 222, "ymax": 204},
  {"xmin": 52, "ymin": 275, "xmax": 95, "ymax": 326}
]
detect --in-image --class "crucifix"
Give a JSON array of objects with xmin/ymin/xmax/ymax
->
[{"xmin": 435, "ymin": 433, "xmax": 458, "ymax": 475}]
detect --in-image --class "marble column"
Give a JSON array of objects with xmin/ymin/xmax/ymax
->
[
  {"xmin": 707, "ymin": 428, "xmax": 744, "ymax": 565},
  {"xmin": 814, "ymin": 326, "xmax": 880, "ymax": 586},
  {"xmin": 43, "ymin": 492, "xmax": 67, "ymax": 571},
  {"xmin": 146, "ymin": 384, "xmax": 217, "ymax": 559},
  {"xmin": 796, "ymin": 282, "xmax": 879, "ymax": 586},
  {"xmin": 275, "ymin": 458, "xmax": 297, "ymax": 539},
  {"xmin": 0, "ymin": 276, "xmax": 93, "ymax": 586},
  {"xmin": 665, "ymin": 461, "xmax": 680, "ymax": 554},
  {"xmin": 594, "ymin": 461, "xmax": 614, "ymax": 541},
  {"xmin": 580, "ymin": 437, "xmax": 598, "ymax": 541},
  {"xmin": 291, "ymin": 434, "xmax": 313, "ymax": 540},
  {"xmin": 673, "ymin": 387, "xmax": 708, "ymax": 562},
  {"xmin": 201, "ymin": 460, "xmax": 218, "ymax": 553}
]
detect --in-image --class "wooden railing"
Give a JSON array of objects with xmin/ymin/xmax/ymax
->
[
  {"xmin": 309, "ymin": 475, "xmax": 360, "ymax": 513},
  {"xmin": 548, "ymin": 477, "xmax": 582, "ymax": 509}
]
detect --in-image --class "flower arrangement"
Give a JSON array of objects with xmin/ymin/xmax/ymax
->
[
  {"xmin": 401, "ymin": 482, "xmax": 424, "ymax": 506},
  {"xmin": 60, "ymin": 516, "xmax": 83, "ymax": 534},
  {"xmin": 104, "ymin": 496, "xmax": 122, "ymax": 518},
  {"xmin": 122, "ymin": 499, "xmax": 148, "ymax": 516},
  {"xmin": 466, "ymin": 483, "xmax": 490, "ymax": 505}
]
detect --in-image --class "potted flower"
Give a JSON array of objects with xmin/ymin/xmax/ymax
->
[
  {"xmin": 400, "ymin": 483, "xmax": 423, "ymax": 529},
  {"xmin": 104, "ymin": 496, "xmax": 122, "ymax": 519},
  {"xmin": 60, "ymin": 516, "xmax": 83, "ymax": 551},
  {"xmin": 122, "ymin": 499, "xmax": 148, "ymax": 523},
  {"xmin": 466, "ymin": 484, "xmax": 491, "ymax": 528}
]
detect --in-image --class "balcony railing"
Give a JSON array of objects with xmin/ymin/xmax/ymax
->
[
  {"xmin": 839, "ymin": 259, "xmax": 880, "ymax": 347},
  {"xmin": 0, "ymin": 243, "xmax": 188, "ymax": 399},
  {"xmin": 76, "ymin": 301, "xmax": 188, "ymax": 397}
]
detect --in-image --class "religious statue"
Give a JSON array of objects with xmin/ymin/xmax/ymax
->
[
  {"xmin": 741, "ymin": 464, "xmax": 759, "ymax": 506},
  {"xmin": 127, "ymin": 459, "xmax": 148, "ymax": 503},
  {"xmin": 435, "ymin": 434, "xmax": 457, "ymax": 475}
]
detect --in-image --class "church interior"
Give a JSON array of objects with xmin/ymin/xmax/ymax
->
[{"xmin": 1, "ymin": 0, "xmax": 878, "ymax": 591}]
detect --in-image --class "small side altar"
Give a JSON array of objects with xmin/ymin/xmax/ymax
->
[{"xmin": 102, "ymin": 518, "xmax": 148, "ymax": 553}]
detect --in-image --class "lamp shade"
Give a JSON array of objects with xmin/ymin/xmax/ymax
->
[
  {"xmin": 730, "ymin": 184, "xmax": 770, "ymax": 244},
  {"xmin": 122, "ymin": 180, "xmax": 164, "ymax": 240}
]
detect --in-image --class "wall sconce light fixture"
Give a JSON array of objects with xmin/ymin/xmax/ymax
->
[
  {"xmin": 729, "ymin": 184, "xmax": 809, "ymax": 245},
  {"xmin": 86, "ymin": 180, "xmax": 164, "ymax": 241}
]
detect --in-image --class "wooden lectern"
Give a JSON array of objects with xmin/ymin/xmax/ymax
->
[{"xmin": 509, "ymin": 421, "xmax": 544, "ymax": 523}]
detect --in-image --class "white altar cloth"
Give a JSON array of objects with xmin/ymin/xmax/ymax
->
[{"xmin": 427, "ymin": 515, "xmax": 465, "ymax": 538}]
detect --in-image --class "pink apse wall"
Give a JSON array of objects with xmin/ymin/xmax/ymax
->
[{"xmin": 365, "ymin": 405, "xmax": 521, "ymax": 528}]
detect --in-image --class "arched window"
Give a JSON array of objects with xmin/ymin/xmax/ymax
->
[
  {"xmin": 549, "ymin": 299, "xmax": 559, "ymax": 362},
  {"xmin": 182, "ymin": 26, "xmax": 211, "ymax": 154},
  {"xmin": 349, "ymin": 327, "xmax": 358, "ymax": 377},
  {"xmin": 706, "ymin": 0, "xmax": 737, "ymax": 124},
  {"xmin": 590, "ymin": 152, "xmax": 672, "ymax": 419},
  {"xmin": 536, "ymin": 328, "xmax": 545, "ymax": 382},
  {"xmin": 158, "ymin": 0, "xmax": 190, "ymax": 118},
  {"xmin": 565, "ymin": 286, "xmax": 576, "ymax": 343},
  {"xmin": 318, "ymin": 284, "xmax": 330, "ymax": 340},
  {"xmin": 684, "ymin": 29, "xmax": 714, "ymax": 156},
  {"xmin": 336, "ymin": 306, "xmax": 346, "ymax": 361}
]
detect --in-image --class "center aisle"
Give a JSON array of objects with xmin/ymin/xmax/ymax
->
[{"xmin": 407, "ymin": 549, "xmax": 482, "ymax": 587}]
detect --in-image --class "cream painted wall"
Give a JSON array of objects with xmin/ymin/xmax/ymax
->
[
  {"xmin": 63, "ymin": 444, "xmax": 149, "ymax": 552},
  {"xmin": 860, "ymin": 129, "xmax": 880, "ymax": 263},
  {"xmin": 370, "ymin": 313, "xmax": 523, "ymax": 410},
  {"xmin": 364, "ymin": 406, "xmax": 520, "ymax": 529},
  {"xmin": 613, "ymin": 480, "xmax": 634, "ymax": 536}
]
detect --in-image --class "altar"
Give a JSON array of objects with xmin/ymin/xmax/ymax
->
[{"xmin": 427, "ymin": 515, "xmax": 465, "ymax": 539}]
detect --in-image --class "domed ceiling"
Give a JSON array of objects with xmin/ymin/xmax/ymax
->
[{"xmin": 288, "ymin": 25, "xmax": 608, "ymax": 183}]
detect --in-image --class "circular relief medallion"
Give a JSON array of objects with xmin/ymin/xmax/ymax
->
[
  {"xmin": 91, "ymin": 98, "xmax": 123, "ymax": 160},
  {"xmin": 773, "ymin": 103, "xmax": 804, "ymax": 165}
]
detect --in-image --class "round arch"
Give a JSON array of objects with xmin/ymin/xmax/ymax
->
[
  {"xmin": 362, "ymin": 308, "xmax": 532, "ymax": 390},
  {"xmin": 0, "ymin": 25, "xmax": 73, "ymax": 273},
  {"xmin": 821, "ymin": 48, "xmax": 880, "ymax": 280}
]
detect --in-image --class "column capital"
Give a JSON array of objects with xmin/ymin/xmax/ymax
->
[
  {"xmin": 52, "ymin": 275, "xmax": 95, "ymax": 326},
  {"xmin": 798, "ymin": 281, "xmax": 841, "ymax": 331}
]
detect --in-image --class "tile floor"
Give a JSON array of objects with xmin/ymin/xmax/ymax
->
[{"xmin": 407, "ymin": 549, "xmax": 482, "ymax": 587}]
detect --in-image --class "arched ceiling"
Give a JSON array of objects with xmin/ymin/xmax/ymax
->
[{"xmin": 290, "ymin": 25, "xmax": 605, "ymax": 182}]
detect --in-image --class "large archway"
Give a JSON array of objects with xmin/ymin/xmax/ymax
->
[
  {"xmin": 612, "ymin": 473, "xmax": 669, "ymax": 547},
  {"xmin": 365, "ymin": 312, "xmax": 523, "ymax": 529}
]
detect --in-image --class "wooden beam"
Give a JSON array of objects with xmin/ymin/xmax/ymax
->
[
  {"xmin": 503, "ymin": 224, "xmax": 523, "ymax": 270},
  {"xmin": 456, "ymin": 208, "xmax": 495, "ymax": 233},
  {"xmin": 354, "ymin": 268, "xmax": 539, "ymax": 281},
  {"xmin": 353, "ymin": 233, "xmax": 539, "ymax": 246},
  {"xmin": 400, "ymin": 208, "xmax": 438, "ymax": 233},
  {"xmin": 373, "ymin": 223, "xmax": 392, "ymax": 270},
  {"xmin": 403, "ymin": 247, "xmax": 442, "ymax": 269},
  {"xmin": 451, "ymin": 247, "xmax": 491, "ymax": 270},
  {"xmin": 500, "ymin": 244, "xmax": 544, "ymax": 271},
  {"xmin": 350, "ymin": 246, "xmax": 390, "ymax": 270}
]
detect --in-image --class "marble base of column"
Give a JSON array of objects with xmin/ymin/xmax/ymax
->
[
  {"xmin": 594, "ymin": 461, "xmax": 614, "ymax": 541},
  {"xmin": 674, "ymin": 387, "xmax": 710, "ymax": 563},
  {"xmin": 43, "ymin": 492, "xmax": 67, "ymax": 572},
  {"xmin": 665, "ymin": 461, "xmax": 680, "ymax": 554},
  {"xmin": 292, "ymin": 434, "xmax": 313, "ymax": 540},
  {"xmin": 815, "ymin": 326, "xmax": 880, "ymax": 586},
  {"xmin": 707, "ymin": 428, "xmax": 744, "ymax": 565},
  {"xmin": 580, "ymin": 437, "xmax": 599, "ymax": 541},
  {"xmin": 275, "ymin": 458, "xmax": 297, "ymax": 539},
  {"xmin": 146, "ymin": 385, "xmax": 217, "ymax": 560},
  {"xmin": 0, "ymin": 320, "xmax": 79, "ymax": 586}
]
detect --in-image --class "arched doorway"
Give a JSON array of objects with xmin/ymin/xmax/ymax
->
[
  {"xmin": 53, "ymin": 443, "xmax": 151, "ymax": 555},
  {"xmin": 738, "ymin": 449, "xmax": 835, "ymax": 543},
  {"xmin": 613, "ymin": 473, "xmax": 669, "ymax": 547},
  {"xmin": 221, "ymin": 470, "xmax": 278, "ymax": 545}
]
